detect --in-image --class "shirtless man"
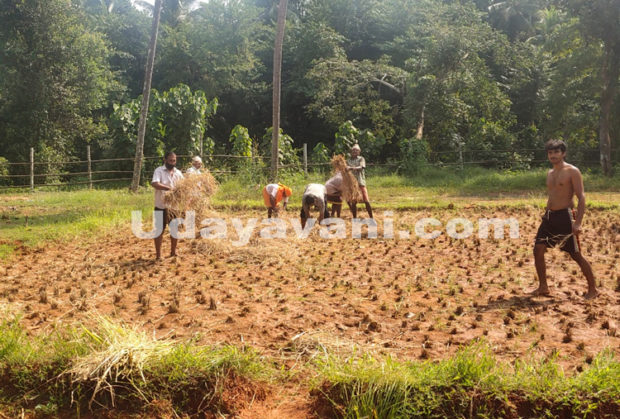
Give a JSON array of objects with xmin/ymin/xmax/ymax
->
[{"xmin": 532, "ymin": 139, "xmax": 598, "ymax": 299}]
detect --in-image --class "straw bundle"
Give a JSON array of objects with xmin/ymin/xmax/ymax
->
[
  {"xmin": 163, "ymin": 171, "xmax": 218, "ymax": 219},
  {"xmin": 67, "ymin": 316, "xmax": 175, "ymax": 408},
  {"xmin": 331, "ymin": 154, "xmax": 362, "ymax": 203}
]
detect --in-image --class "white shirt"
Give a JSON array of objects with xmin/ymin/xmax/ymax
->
[
  {"xmin": 265, "ymin": 183, "xmax": 289, "ymax": 204},
  {"xmin": 325, "ymin": 173, "xmax": 343, "ymax": 195},
  {"xmin": 152, "ymin": 166, "xmax": 184, "ymax": 209},
  {"xmin": 303, "ymin": 183, "xmax": 326, "ymax": 200},
  {"xmin": 186, "ymin": 166, "xmax": 202, "ymax": 175}
]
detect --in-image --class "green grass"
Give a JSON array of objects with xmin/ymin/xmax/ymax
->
[
  {"xmin": 0, "ymin": 189, "xmax": 152, "ymax": 251},
  {"xmin": 213, "ymin": 167, "xmax": 620, "ymax": 209},
  {"xmin": 314, "ymin": 342, "xmax": 620, "ymax": 418},
  {"xmin": 0, "ymin": 315, "xmax": 268, "ymax": 417},
  {"xmin": 0, "ymin": 316, "xmax": 617, "ymax": 417},
  {"xmin": 1, "ymin": 168, "xmax": 618, "ymax": 258}
]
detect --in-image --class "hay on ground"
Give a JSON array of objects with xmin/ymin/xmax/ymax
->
[
  {"xmin": 163, "ymin": 171, "xmax": 218, "ymax": 219},
  {"xmin": 331, "ymin": 154, "xmax": 363, "ymax": 203}
]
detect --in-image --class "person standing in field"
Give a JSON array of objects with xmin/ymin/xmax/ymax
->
[
  {"xmin": 262, "ymin": 183, "xmax": 292, "ymax": 218},
  {"xmin": 186, "ymin": 156, "xmax": 203, "ymax": 174},
  {"xmin": 300, "ymin": 183, "xmax": 329, "ymax": 228},
  {"xmin": 151, "ymin": 151, "xmax": 184, "ymax": 260},
  {"xmin": 532, "ymin": 139, "xmax": 598, "ymax": 299},
  {"xmin": 346, "ymin": 144, "xmax": 373, "ymax": 218}
]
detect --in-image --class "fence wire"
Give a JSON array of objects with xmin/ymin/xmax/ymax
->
[{"xmin": 0, "ymin": 147, "xmax": 614, "ymax": 190}]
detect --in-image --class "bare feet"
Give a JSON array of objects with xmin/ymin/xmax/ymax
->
[
  {"xmin": 530, "ymin": 287, "xmax": 551, "ymax": 297},
  {"xmin": 584, "ymin": 289, "xmax": 599, "ymax": 300}
]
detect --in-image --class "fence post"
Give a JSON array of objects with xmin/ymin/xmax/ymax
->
[
  {"xmin": 87, "ymin": 145, "xmax": 92, "ymax": 190},
  {"xmin": 303, "ymin": 143, "xmax": 308, "ymax": 176},
  {"xmin": 30, "ymin": 147, "xmax": 34, "ymax": 192}
]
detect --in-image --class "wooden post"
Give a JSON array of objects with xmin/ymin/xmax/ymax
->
[
  {"xmin": 30, "ymin": 147, "xmax": 34, "ymax": 192},
  {"xmin": 271, "ymin": 0, "xmax": 288, "ymax": 182},
  {"xmin": 458, "ymin": 143, "xmax": 464, "ymax": 171},
  {"xmin": 303, "ymin": 143, "xmax": 308, "ymax": 176},
  {"xmin": 87, "ymin": 145, "xmax": 92, "ymax": 190}
]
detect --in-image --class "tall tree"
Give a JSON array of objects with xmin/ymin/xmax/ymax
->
[
  {"xmin": 0, "ymin": 0, "xmax": 118, "ymax": 163},
  {"xmin": 131, "ymin": 0, "xmax": 163, "ymax": 192},
  {"xmin": 271, "ymin": 0, "xmax": 288, "ymax": 181},
  {"xmin": 562, "ymin": 0, "xmax": 620, "ymax": 175}
]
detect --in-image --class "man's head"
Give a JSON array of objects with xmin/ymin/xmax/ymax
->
[
  {"xmin": 351, "ymin": 144, "xmax": 361, "ymax": 157},
  {"xmin": 545, "ymin": 139, "xmax": 567, "ymax": 164},
  {"xmin": 191, "ymin": 156, "xmax": 202, "ymax": 169},
  {"xmin": 164, "ymin": 151, "xmax": 177, "ymax": 170}
]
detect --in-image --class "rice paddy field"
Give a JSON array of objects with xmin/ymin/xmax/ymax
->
[{"xmin": 0, "ymin": 171, "xmax": 619, "ymax": 418}]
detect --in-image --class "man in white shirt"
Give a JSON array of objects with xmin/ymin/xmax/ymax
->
[
  {"xmin": 186, "ymin": 156, "xmax": 202, "ymax": 174},
  {"xmin": 300, "ymin": 183, "xmax": 329, "ymax": 228},
  {"xmin": 152, "ymin": 151, "xmax": 184, "ymax": 259},
  {"xmin": 262, "ymin": 183, "xmax": 292, "ymax": 218}
]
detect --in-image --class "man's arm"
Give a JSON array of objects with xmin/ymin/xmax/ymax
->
[
  {"xmin": 571, "ymin": 168, "xmax": 586, "ymax": 234},
  {"xmin": 545, "ymin": 169, "xmax": 552, "ymax": 210},
  {"xmin": 151, "ymin": 181, "xmax": 171, "ymax": 191},
  {"xmin": 347, "ymin": 157, "xmax": 366, "ymax": 171}
]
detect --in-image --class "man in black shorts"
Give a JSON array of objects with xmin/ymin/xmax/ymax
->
[
  {"xmin": 152, "ymin": 152, "xmax": 184, "ymax": 259},
  {"xmin": 533, "ymin": 139, "xmax": 597, "ymax": 299}
]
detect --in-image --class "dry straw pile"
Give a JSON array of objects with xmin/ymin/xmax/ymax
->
[
  {"xmin": 331, "ymin": 154, "xmax": 362, "ymax": 203},
  {"xmin": 67, "ymin": 316, "xmax": 174, "ymax": 408},
  {"xmin": 163, "ymin": 171, "xmax": 218, "ymax": 219}
]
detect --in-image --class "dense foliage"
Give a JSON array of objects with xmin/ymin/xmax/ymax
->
[{"xmin": 0, "ymin": 0, "xmax": 618, "ymax": 174}]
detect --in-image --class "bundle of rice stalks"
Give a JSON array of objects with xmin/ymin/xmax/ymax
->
[
  {"xmin": 163, "ymin": 171, "xmax": 218, "ymax": 219},
  {"xmin": 66, "ymin": 316, "xmax": 175, "ymax": 408},
  {"xmin": 331, "ymin": 154, "xmax": 362, "ymax": 203}
]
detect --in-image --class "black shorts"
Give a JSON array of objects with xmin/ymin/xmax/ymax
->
[
  {"xmin": 326, "ymin": 194, "xmax": 342, "ymax": 204},
  {"xmin": 154, "ymin": 207, "xmax": 172, "ymax": 227},
  {"xmin": 535, "ymin": 208, "xmax": 581, "ymax": 253}
]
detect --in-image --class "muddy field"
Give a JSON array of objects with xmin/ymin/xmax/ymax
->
[{"xmin": 2, "ymin": 206, "xmax": 619, "ymax": 372}]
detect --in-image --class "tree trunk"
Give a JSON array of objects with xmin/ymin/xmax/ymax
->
[
  {"xmin": 415, "ymin": 105, "xmax": 425, "ymax": 140},
  {"xmin": 598, "ymin": 42, "xmax": 619, "ymax": 177},
  {"xmin": 271, "ymin": 0, "xmax": 288, "ymax": 182},
  {"xmin": 130, "ymin": 0, "xmax": 163, "ymax": 192}
]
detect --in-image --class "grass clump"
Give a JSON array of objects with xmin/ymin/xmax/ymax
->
[{"xmin": 0, "ymin": 315, "xmax": 267, "ymax": 416}]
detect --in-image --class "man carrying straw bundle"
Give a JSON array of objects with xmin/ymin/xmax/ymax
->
[
  {"xmin": 163, "ymin": 162, "xmax": 219, "ymax": 241},
  {"xmin": 263, "ymin": 183, "xmax": 292, "ymax": 218},
  {"xmin": 346, "ymin": 144, "xmax": 373, "ymax": 218},
  {"xmin": 532, "ymin": 139, "xmax": 597, "ymax": 299},
  {"xmin": 151, "ymin": 151, "xmax": 184, "ymax": 260}
]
